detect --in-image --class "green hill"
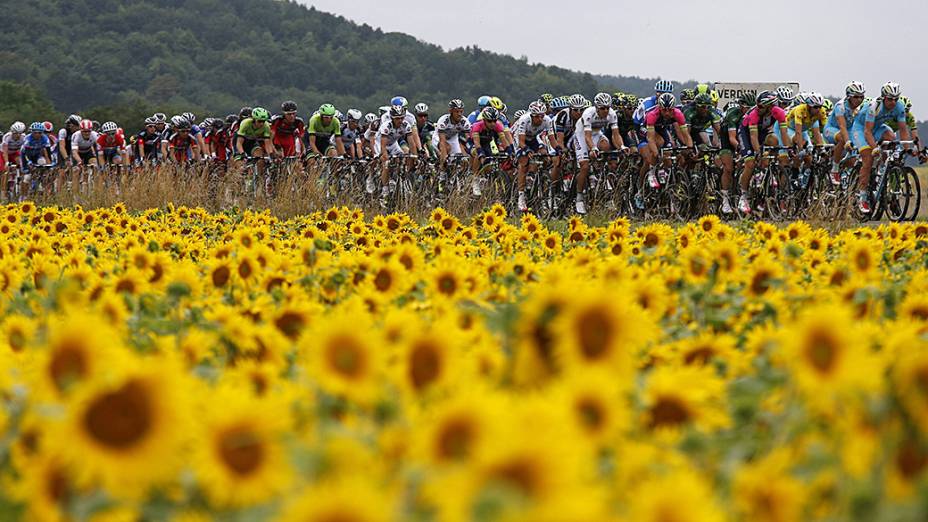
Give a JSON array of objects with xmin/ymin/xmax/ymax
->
[{"xmin": 8, "ymin": 0, "xmax": 690, "ymax": 121}]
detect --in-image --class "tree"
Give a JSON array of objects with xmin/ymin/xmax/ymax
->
[{"xmin": 0, "ymin": 81, "xmax": 62, "ymax": 127}]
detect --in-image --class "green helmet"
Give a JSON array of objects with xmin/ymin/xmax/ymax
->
[
  {"xmin": 319, "ymin": 104, "xmax": 337, "ymax": 117},
  {"xmin": 540, "ymin": 93, "xmax": 554, "ymax": 104},
  {"xmin": 900, "ymin": 96, "xmax": 912, "ymax": 111},
  {"xmin": 623, "ymin": 94, "xmax": 640, "ymax": 108},
  {"xmin": 681, "ymin": 88, "xmax": 696, "ymax": 102},
  {"xmin": 694, "ymin": 93, "xmax": 713, "ymax": 107},
  {"xmin": 251, "ymin": 107, "xmax": 270, "ymax": 121},
  {"xmin": 695, "ymin": 84, "xmax": 711, "ymax": 96},
  {"xmin": 738, "ymin": 92, "xmax": 757, "ymax": 107},
  {"xmin": 822, "ymin": 98, "xmax": 834, "ymax": 112}
]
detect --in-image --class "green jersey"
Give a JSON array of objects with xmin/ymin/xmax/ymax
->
[
  {"xmin": 720, "ymin": 106, "xmax": 743, "ymax": 130},
  {"xmin": 236, "ymin": 118, "xmax": 271, "ymax": 140},
  {"xmin": 886, "ymin": 111, "xmax": 917, "ymax": 132},
  {"xmin": 683, "ymin": 105, "xmax": 721, "ymax": 132},
  {"xmin": 308, "ymin": 114, "xmax": 342, "ymax": 138}
]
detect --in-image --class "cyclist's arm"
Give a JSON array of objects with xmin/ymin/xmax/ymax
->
[
  {"xmin": 675, "ymin": 123, "xmax": 693, "ymax": 148},
  {"xmin": 749, "ymin": 126, "xmax": 761, "ymax": 154},
  {"xmin": 612, "ymin": 127, "xmax": 624, "ymax": 149},
  {"xmin": 864, "ymin": 120, "xmax": 876, "ymax": 148},
  {"xmin": 234, "ymin": 135, "xmax": 246, "ymax": 155},
  {"xmin": 795, "ymin": 121, "xmax": 805, "ymax": 148}
]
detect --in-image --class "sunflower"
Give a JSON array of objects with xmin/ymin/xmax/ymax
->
[
  {"xmin": 780, "ymin": 303, "xmax": 880, "ymax": 406},
  {"xmin": 893, "ymin": 344, "xmax": 928, "ymax": 435},
  {"xmin": 640, "ymin": 365, "xmax": 729, "ymax": 434},
  {"xmin": 302, "ymin": 311, "xmax": 382, "ymax": 404},
  {"xmin": 1, "ymin": 314, "xmax": 36, "ymax": 354},
  {"xmin": 743, "ymin": 255, "xmax": 784, "ymax": 298},
  {"xmin": 364, "ymin": 258, "xmax": 409, "ymax": 299},
  {"xmin": 513, "ymin": 284, "xmax": 571, "ymax": 386},
  {"xmin": 395, "ymin": 324, "xmax": 460, "ymax": 398},
  {"xmin": 8, "ymin": 451, "xmax": 81, "ymax": 522},
  {"xmin": 553, "ymin": 287, "xmax": 656, "ymax": 379},
  {"xmin": 206, "ymin": 258, "xmax": 233, "ymax": 291},
  {"xmin": 626, "ymin": 468, "xmax": 726, "ymax": 522},
  {"xmin": 54, "ymin": 357, "xmax": 191, "ymax": 498},
  {"xmin": 555, "ymin": 369, "xmax": 629, "ymax": 447},
  {"xmin": 732, "ymin": 449, "xmax": 805, "ymax": 522},
  {"xmin": 274, "ymin": 478, "xmax": 392, "ymax": 522},
  {"xmin": 194, "ymin": 385, "xmax": 292, "ymax": 508}
]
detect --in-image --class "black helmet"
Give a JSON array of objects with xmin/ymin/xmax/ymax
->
[
  {"xmin": 239, "ymin": 106, "xmax": 253, "ymax": 119},
  {"xmin": 210, "ymin": 117, "xmax": 224, "ymax": 130},
  {"xmin": 281, "ymin": 100, "xmax": 298, "ymax": 113},
  {"xmin": 225, "ymin": 114, "xmax": 237, "ymax": 125},
  {"xmin": 482, "ymin": 107, "xmax": 500, "ymax": 121},
  {"xmin": 66, "ymin": 114, "xmax": 82, "ymax": 126}
]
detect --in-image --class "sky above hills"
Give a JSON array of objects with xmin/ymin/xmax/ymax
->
[{"xmin": 302, "ymin": 0, "xmax": 927, "ymax": 113}]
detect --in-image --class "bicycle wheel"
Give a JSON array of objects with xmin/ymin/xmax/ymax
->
[
  {"xmin": 903, "ymin": 167, "xmax": 922, "ymax": 221},
  {"xmin": 762, "ymin": 167, "xmax": 786, "ymax": 221},
  {"xmin": 881, "ymin": 166, "xmax": 911, "ymax": 222},
  {"xmin": 665, "ymin": 168, "xmax": 692, "ymax": 221}
]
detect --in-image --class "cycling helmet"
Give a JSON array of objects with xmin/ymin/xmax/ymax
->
[
  {"xmin": 281, "ymin": 100, "xmax": 298, "ymax": 113},
  {"xmin": 881, "ymin": 81, "xmax": 901, "ymax": 98},
  {"xmin": 79, "ymin": 119, "xmax": 93, "ymax": 131},
  {"xmin": 251, "ymin": 107, "xmax": 270, "ymax": 121},
  {"xmin": 680, "ymin": 89, "xmax": 696, "ymax": 103},
  {"xmin": 822, "ymin": 99, "xmax": 834, "ymax": 112},
  {"xmin": 477, "ymin": 95, "xmax": 491, "ymax": 108},
  {"xmin": 225, "ymin": 114, "xmax": 237, "ymax": 125},
  {"xmin": 144, "ymin": 116, "xmax": 155, "ymax": 125},
  {"xmin": 775, "ymin": 86, "xmax": 795, "ymax": 104},
  {"xmin": 29, "ymin": 122, "xmax": 44, "ymax": 133},
  {"xmin": 43, "ymin": 121, "xmax": 53, "ymax": 133},
  {"xmin": 364, "ymin": 113, "xmax": 378, "ymax": 125},
  {"xmin": 757, "ymin": 91, "xmax": 778, "ymax": 108},
  {"xmin": 500, "ymin": 102, "xmax": 508, "ymax": 114},
  {"xmin": 593, "ymin": 92, "xmax": 612, "ymax": 108},
  {"xmin": 316, "ymin": 104, "xmax": 335, "ymax": 117},
  {"xmin": 482, "ymin": 107, "xmax": 499, "ymax": 121},
  {"xmin": 489, "ymin": 97, "xmax": 504, "ymax": 110},
  {"xmin": 710, "ymin": 90, "xmax": 720, "ymax": 105},
  {"xmin": 448, "ymin": 98, "xmax": 464, "ymax": 109},
  {"xmin": 611, "ymin": 95, "xmax": 624, "ymax": 109},
  {"xmin": 182, "ymin": 112, "xmax": 196, "ymax": 124},
  {"xmin": 66, "ymin": 114, "xmax": 82, "ymax": 126},
  {"xmin": 694, "ymin": 93, "xmax": 713, "ymax": 107},
  {"xmin": 101, "ymin": 121, "xmax": 118, "ymax": 134},
  {"xmin": 239, "ymin": 107, "xmax": 253, "ymax": 119},
  {"xmin": 334, "ymin": 110, "xmax": 344, "ymax": 122},
  {"xmin": 900, "ymin": 96, "xmax": 912, "ymax": 111},
  {"xmin": 346, "ymin": 108, "xmax": 363, "ymax": 121},
  {"xmin": 91, "ymin": 121, "xmax": 100, "ymax": 131},
  {"xmin": 549, "ymin": 96, "xmax": 568, "ymax": 110},
  {"xmin": 210, "ymin": 118, "xmax": 225, "ymax": 131},
  {"xmin": 414, "ymin": 103, "xmax": 429, "ymax": 115},
  {"xmin": 9, "ymin": 121, "xmax": 25, "ymax": 134},
  {"xmin": 171, "ymin": 115, "xmax": 189, "ymax": 128},
  {"xmin": 390, "ymin": 96, "xmax": 408, "ymax": 108},
  {"xmin": 806, "ymin": 92, "xmax": 825, "ymax": 108},
  {"xmin": 389, "ymin": 105, "xmax": 406, "ymax": 118},
  {"xmin": 540, "ymin": 93, "xmax": 554, "ymax": 104},
  {"xmin": 655, "ymin": 80, "xmax": 674, "ymax": 93},
  {"xmin": 513, "ymin": 109, "xmax": 527, "ymax": 120},
  {"xmin": 657, "ymin": 93, "xmax": 676, "ymax": 109},
  {"xmin": 724, "ymin": 101, "xmax": 739, "ymax": 112},
  {"xmin": 378, "ymin": 106, "xmax": 391, "ymax": 116},
  {"xmin": 738, "ymin": 92, "xmax": 757, "ymax": 107},
  {"xmin": 152, "ymin": 113, "xmax": 167, "ymax": 123},
  {"xmin": 568, "ymin": 94, "xmax": 587, "ymax": 110},
  {"xmin": 528, "ymin": 101, "xmax": 546, "ymax": 115},
  {"xmin": 199, "ymin": 120, "xmax": 211, "ymax": 131},
  {"xmin": 845, "ymin": 81, "xmax": 866, "ymax": 97},
  {"xmin": 623, "ymin": 94, "xmax": 640, "ymax": 108}
]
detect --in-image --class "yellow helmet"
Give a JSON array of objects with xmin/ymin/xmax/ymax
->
[{"xmin": 489, "ymin": 96, "xmax": 504, "ymax": 110}]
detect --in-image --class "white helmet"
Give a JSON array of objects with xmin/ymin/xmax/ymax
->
[
  {"xmin": 363, "ymin": 113, "xmax": 377, "ymax": 124},
  {"xmin": 10, "ymin": 121, "xmax": 26, "ymax": 134},
  {"xmin": 513, "ymin": 109, "xmax": 527, "ymax": 120},
  {"xmin": 378, "ymin": 106, "xmax": 391, "ymax": 116},
  {"xmin": 806, "ymin": 92, "xmax": 825, "ymax": 108},
  {"xmin": 568, "ymin": 94, "xmax": 586, "ymax": 109},
  {"xmin": 881, "ymin": 82, "xmax": 901, "ymax": 98},
  {"xmin": 845, "ymin": 81, "xmax": 866, "ymax": 97},
  {"xmin": 346, "ymin": 109, "xmax": 362, "ymax": 121},
  {"xmin": 414, "ymin": 103, "xmax": 429, "ymax": 115},
  {"xmin": 528, "ymin": 101, "xmax": 546, "ymax": 115},
  {"xmin": 101, "ymin": 121, "xmax": 118, "ymax": 133},
  {"xmin": 593, "ymin": 92, "xmax": 612, "ymax": 108},
  {"xmin": 775, "ymin": 86, "xmax": 795, "ymax": 103}
]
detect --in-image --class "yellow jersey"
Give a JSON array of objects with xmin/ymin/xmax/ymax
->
[{"xmin": 786, "ymin": 104, "xmax": 827, "ymax": 130}]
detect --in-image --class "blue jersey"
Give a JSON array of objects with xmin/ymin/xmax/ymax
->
[
  {"xmin": 853, "ymin": 99, "xmax": 906, "ymax": 129},
  {"xmin": 191, "ymin": 124, "xmax": 203, "ymax": 137},
  {"xmin": 826, "ymin": 98, "xmax": 856, "ymax": 128},
  {"xmin": 467, "ymin": 110, "xmax": 510, "ymax": 129},
  {"xmin": 633, "ymin": 95, "xmax": 659, "ymax": 126},
  {"xmin": 22, "ymin": 134, "xmax": 50, "ymax": 152}
]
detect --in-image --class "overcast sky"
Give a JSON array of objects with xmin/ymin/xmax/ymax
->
[{"xmin": 301, "ymin": 0, "xmax": 926, "ymax": 113}]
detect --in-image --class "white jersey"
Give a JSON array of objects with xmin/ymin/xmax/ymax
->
[
  {"xmin": 1, "ymin": 132, "xmax": 25, "ymax": 153},
  {"xmin": 70, "ymin": 131, "xmax": 99, "ymax": 153},
  {"xmin": 513, "ymin": 113, "xmax": 554, "ymax": 141},
  {"xmin": 435, "ymin": 114, "xmax": 471, "ymax": 140},
  {"xmin": 379, "ymin": 119, "xmax": 414, "ymax": 146},
  {"xmin": 576, "ymin": 106, "xmax": 618, "ymax": 135}
]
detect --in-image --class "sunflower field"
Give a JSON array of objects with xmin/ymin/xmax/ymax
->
[{"xmin": 2, "ymin": 202, "xmax": 928, "ymax": 521}]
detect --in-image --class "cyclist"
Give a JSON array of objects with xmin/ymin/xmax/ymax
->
[
  {"xmin": 737, "ymin": 91, "xmax": 789, "ymax": 214},
  {"xmin": 165, "ymin": 116, "xmax": 201, "ymax": 164},
  {"xmin": 640, "ymin": 93, "xmax": 693, "ymax": 193},
  {"xmin": 550, "ymin": 94, "xmax": 585, "ymax": 187},
  {"xmin": 96, "ymin": 121, "xmax": 129, "ymax": 167},
  {"xmin": 433, "ymin": 99, "xmax": 472, "ymax": 165},
  {"xmin": 467, "ymin": 95, "xmax": 492, "ymax": 124},
  {"xmin": 635, "ymin": 80, "xmax": 675, "ymax": 121},
  {"xmin": 234, "ymin": 107, "xmax": 275, "ymax": 160},
  {"xmin": 137, "ymin": 117, "xmax": 163, "ymax": 164},
  {"xmin": 823, "ymin": 81, "xmax": 866, "ymax": 184},
  {"xmin": 889, "ymin": 96, "xmax": 919, "ymax": 145},
  {"xmin": 42, "ymin": 122, "xmax": 57, "ymax": 167},
  {"xmin": 682, "ymin": 93, "xmax": 722, "ymax": 149},
  {"xmin": 205, "ymin": 118, "xmax": 231, "ymax": 162},
  {"xmin": 470, "ymin": 107, "xmax": 512, "ymax": 197},
  {"xmin": 513, "ymin": 101, "xmax": 556, "ymax": 212},
  {"xmin": 362, "ymin": 113, "xmax": 381, "ymax": 160},
  {"xmin": 306, "ymin": 104, "xmax": 344, "ymax": 157},
  {"xmin": 339, "ymin": 109, "xmax": 364, "ymax": 159},
  {"xmin": 414, "ymin": 103, "xmax": 435, "ymax": 158},
  {"xmin": 850, "ymin": 82, "xmax": 913, "ymax": 213},
  {"xmin": 718, "ymin": 93, "xmax": 755, "ymax": 214},
  {"xmin": 21, "ymin": 122, "xmax": 51, "ymax": 173},
  {"xmin": 575, "ymin": 92, "xmax": 625, "ymax": 215},
  {"xmin": 183, "ymin": 112, "xmax": 208, "ymax": 156},
  {"xmin": 378, "ymin": 104, "xmax": 418, "ymax": 202},
  {"xmin": 786, "ymin": 92, "xmax": 826, "ymax": 150},
  {"xmin": 680, "ymin": 89, "xmax": 696, "ymax": 107},
  {"xmin": 57, "ymin": 114, "xmax": 81, "ymax": 164},
  {"xmin": 270, "ymin": 100, "xmax": 306, "ymax": 158}
]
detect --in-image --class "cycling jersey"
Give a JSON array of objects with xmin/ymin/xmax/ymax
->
[
  {"xmin": 786, "ymin": 104, "xmax": 826, "ymax": 130},
  {"xmin": 2, "ymin": 133, "xmax": 26, "ymax": 155},
  {"xmin": 720, "ymin": 106, "xmax": 744, "ymax": 130},
  {"xmin": 57, "ymin": 128, "xmax": 77, "ymax": 158},
  {"xmin": 468, "ymin": 110, "xmax": 510, "ymax": 130},
  {"xmin": 306, "ymin": 114, "xmax": 341, "ymax": 139},
  {"xmin": 553, "ymin": 108, "xmax": 579, "ymax": 144},
  {"xmin": 633, "ymin": 95, "xmax": 659, "ymax": 125},
  {"xmin": 21, "ymin": 134, "xmax": 49, "ymax": 163},
  {"xmin": 271, "ymin": 115, "xmax": 305, "ymax": 157},
  {"xmin": 166, "ymin": 133, "xmax": 198, "ymax": 162},
  {"xmin": 97, "ymin": 134, "xmax": 126, "ymax": 151},
  {"xmin": 471, "ymin": 120, "xmax": 506, "ymax": 155},
  {"xmin": 512, "ymin": 113, "xmax": 553, "ymax": 141},
  {"xmin": 576, "ymin": 106, "xmax": 618, "ymax": 136},
  {"xmin": 237, "ymin": 118, "xmax": 272, "ymax": 140},
  {"xmin": 644, "ymin": 107, "xmax": 686, "ymax": 131},
  {"xmin": 340, "ymin": 122, "xmax": 362, "ymax": 155},
  {"xmin": 136, "ymin": 130, "xmax": 162, "ymax": 158},
  {"xmin": 851, "ymin": 99, "xmax": 908, "ymax": 150},
  {"xmin": 826, "ymin": 98, "xmax": 861, "ymax": 129},
  {"xmin": 434, "ymin": 114, "xmax": 472, "ymax": 140},
  {"xmin": 379, "ymin": 119, "xmax": 414, "ymax": 145},
  {"xmin": 70, "ymin": 131, "xmax": 99, "ymax": 153},
  {"xmin": 682, "ymin": 106, "xmax": 721, "ymax": 132},
  {"xmin": 416, "ymin": 119, "xmax": 435, "ymax": 148},
  {"xmin": 205, "ymin": 130, "xmax": 231, "ymax": 161},
  {"xmin": 741, "ymin": 107, "xmax": 786, "ymax": 131}
]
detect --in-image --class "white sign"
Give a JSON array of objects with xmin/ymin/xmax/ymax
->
[{"xmin": 714, "ymin": 82, "xmax": 800, "ymax": 107}]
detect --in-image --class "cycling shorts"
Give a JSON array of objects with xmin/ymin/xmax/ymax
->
[
  {"xmin": 737, "ymin": 126, "xmax": 774, "ymax": 158},
  {"xmin": 575, "ymin": 130, "xmax": 606, "ymax": 164},
  {"xmin": 823, "ymin": 125, "xmax": 841, "ymax": 144},
  {"xmin": 851, "ymin": 123, "xmax": 893, "ymax": 151},
  {"xmin": 431, "ymin": 133, "xmax": 464, "ymax": 156}
]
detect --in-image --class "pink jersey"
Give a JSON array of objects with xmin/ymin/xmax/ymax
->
[
  {"xmin": 644, "ymin": 107, "xmax": 686, "ymax": 128},
  {"xmin": 471, "ymin": 119, "xmax": 505, "ymax": 140},
  {"xmin": 741, "ymin": 106, "xmax": 786, "ymax": 130}
]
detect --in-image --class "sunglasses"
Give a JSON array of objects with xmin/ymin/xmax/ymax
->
[{"xmin": 884, "ymin": 97, "xmax": 898, "ymax": 101}]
